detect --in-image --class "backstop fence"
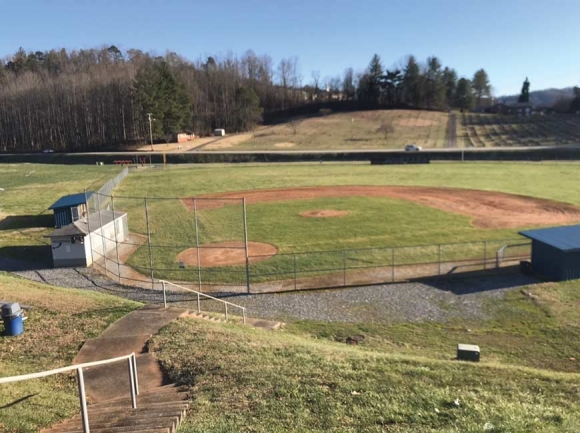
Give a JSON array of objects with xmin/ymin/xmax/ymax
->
[{"xmin": 83, "ymin": 192, "xmax": 531, "ymax": 294}]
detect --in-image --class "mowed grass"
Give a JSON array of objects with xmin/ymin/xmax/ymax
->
[
  {"xmin": 0, "ymin": 272, "xmax": 141, "ymax": 432},
  {"xmin": 460, "ymin": 112, "xmax": 580, "ymax": 148},
  {"xmin": 231, "ymin": 109, "xmax": 449, "ymax": 150},
  {"xmin": 150, "ymin": 280, "xmax": 580, "ymax": 432},
  {"xmin": 115, "ymin": 162, "xmax": 580, "ymax": 282},
  {"xmin": 0, "ymin": 163, "xmax": 122, "ymax": 263}
]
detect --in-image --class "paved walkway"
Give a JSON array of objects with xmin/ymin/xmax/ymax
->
[{"xmin": 74, "ymin": 305, "xmax": 189, "ymax": 402}]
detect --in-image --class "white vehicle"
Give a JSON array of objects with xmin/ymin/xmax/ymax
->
[{"xmin": 404, "ymin": 144, "xmax": 422, "ymax": 152}]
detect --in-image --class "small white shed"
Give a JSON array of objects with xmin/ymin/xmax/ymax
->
[
  {"xmin": 214, "ymin": 129, "xmax": 226, "ymax": 136},
  {"xmin": 46, "ymin": 210, "xmax": 128, "ymax": 267}
]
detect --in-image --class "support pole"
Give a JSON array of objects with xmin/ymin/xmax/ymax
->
[
  {"xmin": 342, "ymin": 251, "xmax": 347, "ymax": 286},
  {"xmin": 132, "ymin": 354, "xmax": 139, "ymax": 395},
  {"xmin": 483, "ymin": 241, "xmax": 488, "ymax": 270},
  {"xmin": 128, "ymin": 358, "xmax": 137, "ymax": 409},
  {"xmin": 111, "ymin": 196, "xmax": 122, "ymax": 284},
  {"xmin": 438, "ymin": 244, "xmax": 441, "ymax": 276},
  {"xmin": 162, "ymin": 281, "xmax": 167, "ymax": 308},
  {"xmin": 293, "ymin": 253, "xmax": 297, "ymax": 291},
  {"xmin": 144, "ymin": 199, "xmax": 154, "ymax": 290},
  {"xmin": 242, "ymin": 198, "xmax": 251, "ymax": 294},
  {"xmin": 391, "ymin": 248, "xmax": 395, "ymax": 282},
  {"xmin": 193, "ymin": 199, "xmax": 202, "ymax": 292},
  {"xmin": 96, "ymin": 194, "xmax": 108, "ymax": 275},
  {"xmin": 77, "ymin": 368, "xmax": 90, "ymax": 433},
  {"xmin": 84, "ymin": 189, "xmax": 95, "ymax": 268}
]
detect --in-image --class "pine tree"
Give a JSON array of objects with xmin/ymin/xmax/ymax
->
[
  {"xmin": 518, "ymin": 77, "xmax": 530, "ymax": 103},
  {"xmin": 472, "ymin": 69, "xmax": 491, "ymax": 107},
  {"xmin": 455, "ymin": 78, "xmax": 474, "ymax": 111},
  {"xmin": 403, "ymin": 56, "xmax": 421, "ymax": 107}
]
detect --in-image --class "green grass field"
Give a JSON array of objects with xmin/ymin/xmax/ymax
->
[
  {"xmin": 0, "ymin": 273, "xmax": 140, "ymax": 432},
  {"xmin": 0, "ymin": 163, "xmax": 122, "ymax": 263},
  {"xmin": 150, "ymin": 279, "xmax": 580, "ymax": 432},
  {"xmin": 113, "ymin": 162, "xmax": 580, "ymax": 284}
]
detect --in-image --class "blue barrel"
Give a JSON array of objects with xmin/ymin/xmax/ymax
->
[
  {"xmin": 2, "ymin": 303, "xmax": 24, "ymax": 336},
  {"xmin": 3, "ymin": 314, "xmax": 24, "ymax": 336}
]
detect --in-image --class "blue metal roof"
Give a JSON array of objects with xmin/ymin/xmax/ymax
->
[
  {"xmin": 48, "ymin": 192, "xmax": 93, "ymax": 210},
  {"xmin": 519, "ymin": 225, "xmax": 580, "ymax": 252}
]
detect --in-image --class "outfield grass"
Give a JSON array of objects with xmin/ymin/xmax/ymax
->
[
  {"xmin": 0, "ymin": 163, "xmax": 122, "ymax": 263},
  {"xmin": 114, "ymin": 162, "xmax": 580, "ymax": 283},
  {"xmin": 150, "ymin": 280, "xmax": 580, "ymax": 432},
  {"xmin": 0, "ymin": 272, "xmax": 140, "ymax": 432},
  {"xmin": 217, "ymin": 110, "xmax": 449, "ymax": 151}
]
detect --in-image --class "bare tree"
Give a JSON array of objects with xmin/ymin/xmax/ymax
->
[
  {"xmin": 377, "ymin": 121, "xmax": 395, "ymax": 141},
  {"xmin": 310, "ymin": 70, "xmax": 320, "ymax": 101}
]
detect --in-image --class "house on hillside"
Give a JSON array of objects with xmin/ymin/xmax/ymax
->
[
  {"xmin": 45, "ymin": 210, "xmax": 128, "ymax": 268},
  {"xmin": 48, "ymin": 192, "xmax": 92, "ymax": 228}
]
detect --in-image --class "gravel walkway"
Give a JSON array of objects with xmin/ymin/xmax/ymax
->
[{"xmin": 1, "ymin": 257, "xmax": 537, "ymax": 324}]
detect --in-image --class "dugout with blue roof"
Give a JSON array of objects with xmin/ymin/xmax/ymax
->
[
  {"xmin": 519, "ymin": 225, "xmax": 580, "ymax": 281},
  {"xmin": 48, "ymin": 192, "xmax": 93, "ymax": 228}
]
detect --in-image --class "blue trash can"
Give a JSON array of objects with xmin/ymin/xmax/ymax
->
[{"xmin": 2, "ymin": 303, "xmax": 24, "ymax": 336}]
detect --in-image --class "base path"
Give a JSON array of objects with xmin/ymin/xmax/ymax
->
[{"xmin": 182, "ymin": 185, "xmax": 580, "ymax": 229}]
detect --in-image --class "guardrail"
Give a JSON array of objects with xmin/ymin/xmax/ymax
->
[
  {"xmin": 160, "ymin": 280, "xmax": 247, "ymax": 323},
  {"xmin": 0, "ymin": 353, "xmax": 139, "ymax": 433}
]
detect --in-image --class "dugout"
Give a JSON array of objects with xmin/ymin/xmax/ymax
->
[{"xmin": 519, "ymin": 225, "xmax": 580, "ymax": 281}]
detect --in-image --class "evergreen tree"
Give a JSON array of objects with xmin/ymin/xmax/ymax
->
[
  {"xmin": 472, "ymin": 69, "xmax": 490, "ymax": 107},
  {"xmin": 234, "ymin": 86, "xmax": 263, "ymax": 131},
  {"xmin": 366, "ymin": 54, "xmax": 383, "ymax": 103},
  {"xmin": 455, "ymin": 78, "xmax": 474, "ymax": 111},
  {"xmin": 403, "ymin": 56, "xmax": 421, "ymax": 107},
  {"xmin": 132, "ymin": 61, "xmax": 190, "ymax": 142},
  {"xmin": 442, "ymin": 67, "xmax": 458, "ymax": 108},
  {"xmin": 518, "ymin": 77, "xmax": 530, "ymax": 103},
  {"xmin": 425, "ymin": 57, "xmax": 446, "ymax": 109}
]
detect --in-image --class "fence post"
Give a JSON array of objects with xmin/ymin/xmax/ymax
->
[
  {"xmin": 132, "ymin": 353, "xmax": 139, "ymax": 396},
  {"xmin": 110, "ymin": 195, "xmax": 122, "ymax": 284},
  {"xmin": 128, "ymin": 358, "xmax": 137, "ymax": 409},
  {"xmin": 193, "ymin": 199, "xmax": 202, "ymax": 292},
  {"xmin": 225, "ymin": 304, "xmax": 228, "ymax": 321},
  {"xmin": 293, "ymin": 253, "xmax": 297, "ymax": 291},
  {"xmin": 77, "ymin": 367, "xmax": 90, "ymax": 433},
  {"xmin": 162, "ymin": 281, "xmax": 167, "ymax": 308},
  {"xmin": 391, "ymin": 248, "xmax": 395, "ymax": 282},
  {"xmin": 438, "ymin": 244, "xmax": 441, "ymax": 276},
  {"xmin": 96, "ymin": 194, "xmax": 108, "ymax": 276},
  {"xmin": 242, "ymin": 198, "xmax": 251, "ymax": 294},
  {"xmin": 197, "ymin": 292, "xmax": 201, "ymax": 313},
  {"xmin": 84, "ymin": 189, "xmax": 95, "ymax": 268},
  {"xmin": 483, "ymin": 241, "xmax": 487, "ymax": 270},
  {"xmin": 342, "ymin": 251, "xmax": 347, "ymax": 286},
  {"xmin": 144, "ymin": 198, "xmax": 154, "ymax": 290}
]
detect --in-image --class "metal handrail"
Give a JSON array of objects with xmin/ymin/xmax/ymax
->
[
  {"xmin": 159, "ymin": 280, "xmax": 246, "ymax": 324},
  {"xmin": 0, "ymin": 352, "xmax": 139, "ymax": 433}
]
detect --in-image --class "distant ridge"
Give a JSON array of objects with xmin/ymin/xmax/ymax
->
[{"xmin": 499, "ymin": 87, "xmax": 575, "ymax": 107}]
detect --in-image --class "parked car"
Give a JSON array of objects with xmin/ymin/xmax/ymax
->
[{"xmin": 404, "ymin": 144, "xmax": 422, "ymax": 152}]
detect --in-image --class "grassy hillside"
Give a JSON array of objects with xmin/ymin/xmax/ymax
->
[
  {"xmin": 0, "ymin": 273, "xmax": 140, "ymax": 432},
  {"xmin": 150, "ymin": 280, "xmax": 580, "ymax": 432},
  {"xmin": 0, "ymin": 163, "xmax": 122, "ymax": 263},
  {"xmin": 460, "ymin": 112, "xmax": 580, "ymax": 147},
  {"xmin": 210, "ymin": 110, "xmax": 449, "ymax": 150}
]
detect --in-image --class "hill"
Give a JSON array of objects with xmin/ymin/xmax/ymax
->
[{"xmin": 499, "ymin": 87, "xmax": 575, "ymax": 107}]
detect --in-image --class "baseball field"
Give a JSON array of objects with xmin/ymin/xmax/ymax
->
[{"xmin": 109, "ymin": 162, "xmax": 580, "ymax": 288}]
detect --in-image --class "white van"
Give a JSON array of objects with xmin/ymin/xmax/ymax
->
[{"xmin": 404, "ymin": 144, "xmax": 422, "ymax": 152}]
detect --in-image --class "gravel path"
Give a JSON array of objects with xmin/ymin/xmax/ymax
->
[{"xmin": 2, "ymin": 257, "xmax": 536, "ymax": 324}]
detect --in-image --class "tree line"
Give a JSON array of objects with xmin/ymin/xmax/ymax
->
[{"xmin": 0, "ymin": 46, "xmax": 493, "ymax": 152}]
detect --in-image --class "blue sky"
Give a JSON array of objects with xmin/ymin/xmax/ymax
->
[{"xmin": 2, "ymin": 0, "xmax": 579, "ymax": 95}]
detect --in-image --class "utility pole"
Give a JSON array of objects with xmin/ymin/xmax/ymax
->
[{"xmin": 147, "ymin": 113, "xmax": 154, "ymax": 152}]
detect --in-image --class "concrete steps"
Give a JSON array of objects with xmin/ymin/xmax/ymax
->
[
  {"xmin": 188, "ymin": 312, "xmax": 284, "ymax": 330},
  {"xmin": 40, "ymin": 384, "xmax": 191, "ymax": 433}
]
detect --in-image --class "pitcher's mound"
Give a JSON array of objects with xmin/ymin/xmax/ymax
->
[
  {"xmin": 176, "ymin": 241, "xmax": 277, "ymax": 267},
  {"xmin": 300, "ymin": 209, "xmax": 349, "ymax": 218}
]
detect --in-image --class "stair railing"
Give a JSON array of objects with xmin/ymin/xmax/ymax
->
[
  {"xmin": 0, "ymin": 352, "xmax": 139, "ymax": 433},
  {"xmin": 160, "ymin": 280, "xmax": 246, "ymax": 324}
]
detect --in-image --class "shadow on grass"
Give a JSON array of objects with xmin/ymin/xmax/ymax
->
[
  {"xmin": 0, "ymin": 246, "xmax": 52, "ymax": 271},
  {"xmin": 421, "ymin": 266, "xmax": 538, "ymax": 295},
  {"xmin": 0, "ymin": 394, "xmax": 37, "ymax": 409},
  {"xmin": 0, "ymin": 214, "xmax": 53, "ymax": 231}
]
